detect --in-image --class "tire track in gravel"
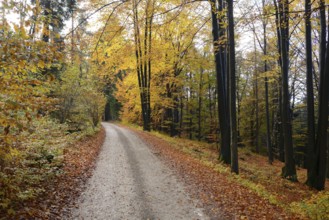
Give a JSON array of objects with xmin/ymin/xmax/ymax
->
[
  {"xmin": 115, "ymin": 125, "xmax": 154, "ymax": 219},
  {"xmin": 72, "ymin": 122, "xmax": 209, "ymax": 220}
]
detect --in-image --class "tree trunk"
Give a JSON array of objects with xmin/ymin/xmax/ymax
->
[
  {"xmin": 210, "ymin": 0, "xmax": 231, "ymax": 164},
  {"xmin": 254, "ymin": 36, "xmax": 259, "ymax": 153},
  {"xmin": 263, "ymin": 0, "xmax": 273, "ymax": 164},
  {"xmin": 227, "ymin": 0, "xmax": 238, "ymax": 174},
  {"xmin": 304, "ymin": 0, "xmax": 316, "ymax": 183},
  {"xmin": 71, "ymin": 10, "xmax": 74, "ymax": 63},
  {"xmin": 278, "ymin": 88, "xmax": 285, "ymax": 162},
  {"xmin": 273, "ymin": 0, "xmax": 284, "ymax": 162},
  {"xmin": 278, "ymin": 0, "xmax": 297, "ymax": 181},
  {"xmin": 133, "ymin": 0, "xmax": 153, "ymax": 131},
  {"xmin": 306, "ymin": 0, "xmax": 328, "ymax": 190},
  {"xmin": 179, "ymin": 93, "xmax": 184, "ymax": 137},
  {"xmin": 198, "ymin": 68, "xmax": 204, "ymax": 141},
  {"xmin": 208, "ymin": 74, "xmax": 214, "ymax": 123}
]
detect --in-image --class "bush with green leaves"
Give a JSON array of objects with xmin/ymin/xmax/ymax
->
[
  {"xmin": 0, "ymin": 117, "xmax": 73, "ymax": 216},
  {"xmin": 52, "ymin": 65, "xmax": 106, "ymax": 131}
]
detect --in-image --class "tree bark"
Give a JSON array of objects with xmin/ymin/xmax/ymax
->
[
  {"xmin": 133, "ymin": 0, "xmax": 153, "ymax": 131},
  {"xmin": 278, "ymin": 0, "xmax": 297, "ymax": 181},
  {"xmin": 263, "ymin": 0, "xmax": 273, "ymax": 164},
  {"xmin": 198, "ymin": 68, "xmax": 204, "ymax": 141},
  {"xmin": 227, "ymin": 0, "xmax": 238, "ymax": 174},
  {"xmin": 306, "ymin": 0, "xmax": 328, "ymax": 190},
  {"xmin": 210, "ymin": 0, "xmax": 231, "ymax": 164},
  {"xmin": 254, "ymin": 36, "xmax": 259, "ymax": 153},
  {"xmin": 304, "ymin": 0, "xmax": 316, "ymax": 182}
]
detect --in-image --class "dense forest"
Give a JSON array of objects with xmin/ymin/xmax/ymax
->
[{"xmin": 0, "ymin": 0, "xmax": 328, "ymax": 218}]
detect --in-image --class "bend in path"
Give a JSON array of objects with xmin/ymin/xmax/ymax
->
[{"xmin": 72, "ymin": 122, "xmax": 209, "ymax": 220}]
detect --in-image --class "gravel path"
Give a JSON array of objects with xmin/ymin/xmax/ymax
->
[{"xmin": 72, "ymin": 123, "xmax": 209, "ymax": 220}]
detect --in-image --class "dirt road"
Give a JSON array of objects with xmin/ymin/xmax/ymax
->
[{"xmin": 72, "ymin": 123, "xmax": 208, "ymax": 220}]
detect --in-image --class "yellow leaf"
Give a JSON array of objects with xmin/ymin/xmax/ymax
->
[
  {"xmin": 38, "ymin": 60, "xmax": 45, "ymax": 69},
  {"xmin": 30, "ymin": 65, "xmax": 37, "ymax": 73},
  {"xmin": 19, "ymin": 60, "xmax": 25, "ymax": 69}
]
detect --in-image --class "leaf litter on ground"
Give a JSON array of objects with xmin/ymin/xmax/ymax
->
[{"xmin": 125, "ymin": 125, "xmax": 328, "ymax": 219}]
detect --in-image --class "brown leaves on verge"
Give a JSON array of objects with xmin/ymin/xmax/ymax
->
[
  {"xmin": 133, "ymin": 128, "xmax": 302, "ymax": 220},
  {"xmin": 12, "ymin": 128, "xmax": 105, "ymax": 220}
]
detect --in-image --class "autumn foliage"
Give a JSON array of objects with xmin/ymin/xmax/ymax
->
[
  {"xmin": 0, "ymin": 1, "xmax": 105, "ymax": 216},
  {"xmin": 1, "ymin": 0, "xmax": 329, "ymax": 218}
]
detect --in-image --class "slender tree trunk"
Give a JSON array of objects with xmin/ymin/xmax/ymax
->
[
  {"xmin": 172, "ymin": 98, "xmax": 179, "ymax": 136},
  {"xmin": 189, "ymin": 72, "xmax": 193, "ymax": 139},
  {"xmin": 198, "ymin": 68, "xmax": 204, "ymax": 141},
  {"xmin": 227, "ymin": 0, "xmax": 238, "ymax": 174},
  {"xmin": 179, "ymin": 93, "xmax": 184, "ymax": 137},
  {"xmin": 71, "ymin": 10, "xmax": 74, "ymax": 64},
  {"xmin": 208, "ymin": 74, "xmax": 213, "ymax": 123},
  {"xmin": 147, "ymin": 4, "xmax": 153, "ymax": 131},
  {"xmin": 207, "ymin": 74, "xmax": 216, "ymax": 141},
  {"xmin": 254, "ymin": 36, "xmax": 259, "ymax": 153},
  {"xmin": 304, "ymin": 0, "xmax": 316, "ymax": 181},
  {"xmin": 278, "ymin": 0, "xmax": 297, "ymax": 181},
  {"xmin": 250, "ymin": 113, "xmax": 254, "ymax": 147},
  {"xmin": 143, "ymin": 2, "xmax": 150, "ymax": 131},
  {"xmin": 263, "ymin": 0, "xmax": 273, "ymax": 164},
  {"xmin": 186, "ymin": 87, "xmax": 189, "ymax": 138}
]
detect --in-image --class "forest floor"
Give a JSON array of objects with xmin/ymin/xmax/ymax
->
[{"xmin": 124, "ymin": 124, "xmax": 329, "ymax": 220}]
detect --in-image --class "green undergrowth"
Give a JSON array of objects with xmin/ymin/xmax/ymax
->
[{"xmin": 0, "ymin": 117, "xmax": 101, "ymax": 217}]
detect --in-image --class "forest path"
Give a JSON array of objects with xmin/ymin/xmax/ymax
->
[{"xmin": 72, "ymin": 122, "xmax": 208, "ymax": 220}]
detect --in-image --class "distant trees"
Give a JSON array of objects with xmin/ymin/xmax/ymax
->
[
  {"xmin": 32, "ymin": 0, "xmax": 76, "ymax": 43},
  {"xmin": 53, "ymin": 65, "xmax": 106, "ymax": 130}
]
